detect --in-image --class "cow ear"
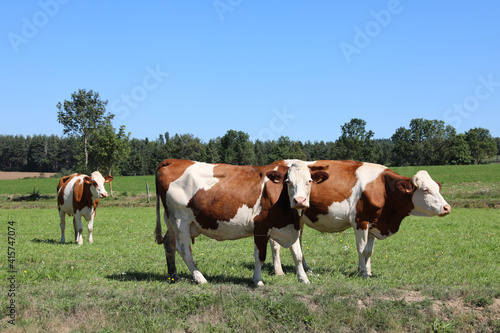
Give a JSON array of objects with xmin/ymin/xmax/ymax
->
[
  {"xmin": 263, "ymin": 171, "xmax": 284, "ymax": 207},
  {"xmin": 397, "ymin": 180, "xmax": 414, "ymax": 194},
  {"xmin": 83, "ymin": 176, "xmax": 93, "ymax": 185},
  {"xmin": 104, "ymin": 175, "xmax": 114, "ymax": 183},
  {"xmin": 312, "ymin": 171, "xmax": 329, "ymax": 184},
  {"xmin": 266, "ymin": 171, "xmax": 284, "ymax": 184},
  {"xmin": 436, "ymin": 181, "xmax": 442, "ymax": 191}
]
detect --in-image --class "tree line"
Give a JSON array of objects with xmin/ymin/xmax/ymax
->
[
  {"xmin": 1, "ymin": 121, "xmax": 498, "ymax": 176},
  {"xmin": 1, "ymin": 89, "xmax": 498, "ymax": 176}
]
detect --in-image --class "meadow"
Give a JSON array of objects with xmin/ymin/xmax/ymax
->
[{"xmin": 0, "ymin": 164, "xmax": 499, "ymax": 332}]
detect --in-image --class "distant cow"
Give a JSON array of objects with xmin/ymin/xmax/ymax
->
[
  {"xmin": 155, "ymin": 159, "xmax": 328, "ymax": 286},
  {"xmin": 271, "ymin": 160, "xmax": 451, "ymax": 277},
  {"xmin": 57, "ymin": 171, "xmax": 113, "ymax": 245}
]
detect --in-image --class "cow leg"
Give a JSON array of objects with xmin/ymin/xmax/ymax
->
[
  {"xmin": 73, "ymin": 217, "xmax": 77, "ymax": 242},
  {"xmin": 364, "ymin": 234, "xmax": 376, "ymax": 276},
  {"xmin": 354, "ymin": 227, "xmax": 371, "ymax": 277},
  {"xmin": 74, "ymin": 214, "xmax": 84, "ymax": 245},
  {"xmin": 298, "ymin": 227, "xmax": 311, "ymax": 272},
  {"xmin": 288, "ymin": 238, "xmax": 310, "ymax": 284},
  {"xmin": 270, "ymin": 227, "xmax": 311, "ymax": 276},
  {"xmin": 87, "ymin": 211, "xmax": 96, "ymax": 243},
  {"xmin": 163, "ymin": 228, "xmax": 180, "ymax": 282},
  {"xmin": 59, "ymin": 210, "xmax": 66, "ymax": 244},
  {"xmin": 174, "ymin": 220, "xmax": 207, "ymax": 285},
  {"xmin": 253, "ymin": 235, "xmax": 270, "ymax": 286},
  {"xmin": 269, "ymin": 239, "xmax": 285, "ymax": 276}
]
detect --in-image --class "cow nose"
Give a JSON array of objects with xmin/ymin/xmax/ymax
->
[
  {"xmin": 100, "ymin": 192, "xmax": 108, "ymax": 198},
  {"xmin": 441, "ymin": 204, "xmax": 451, "ymax": 215},
  {"xmin": 293, "ymin": 197, "xmax": 308, "ymax": 208}
]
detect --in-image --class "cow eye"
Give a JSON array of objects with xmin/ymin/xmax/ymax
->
[
  {"xmin": 307, "ymin": 179, "xmax": 312, "ymax": 184},
  {"xmin": 422, "ymin": 188, "xmax": 430, "ymax": 194},
  {"xmin": 285, "ymin": 178, "xmax": 290, "ymax": 183}
]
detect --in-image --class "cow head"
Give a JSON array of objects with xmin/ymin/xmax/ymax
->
[
  {"xmin": 84, "ymin": 171, "xmax": 114, "ymax": 199},
  {"xmin": 397, "ymin": 170, "xmax": 451, "ymax": 217},
  {"xmin": 267, "ymin": 161, "xmax": 329, "ymax": 210}
]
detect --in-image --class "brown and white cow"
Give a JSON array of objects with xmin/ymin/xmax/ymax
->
[
  {"xmin": 57, "ymin": 171, "xmax": 113, "ymax": 245},
  {"xmin": 155, "ymin": 159, "xmax": 328, "ymax": 286},
  {"xmin": 271, "ymin": 160, "xmax": 451, "ymax": 277}
]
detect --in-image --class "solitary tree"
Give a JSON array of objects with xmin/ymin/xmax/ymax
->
[
  {"xmin": 57, "ymin": 89, "xmax": 113, "ymax": 173},
  {"xmin": 89, "ymin": 124, "xmax": 130, "ymax": 176}
]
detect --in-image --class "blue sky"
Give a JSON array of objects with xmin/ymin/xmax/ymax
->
[{"xmin": 2, "ymin": 1, "xmax": 499, "ymax": 143}]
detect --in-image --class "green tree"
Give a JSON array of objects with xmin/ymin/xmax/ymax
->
[
  {"xmin": 372, "ymin": 139, "xmax": 393, "ymax": 166},
  {"xmin": 27, "ymin": 135, "xmax": 50, "ymax": 172},
  {"xmin": 496, "ymin": 137, "xmax": 500, "ymax": 162},
  {"xmin": 219, "ymin": 130, "xmax": 256, "ymax": 165},
  {"xmin": 337, "ymin": 118, "xmax": 375, "ymax": 161},
  {"xmin": 2, "ymin": 135, "xmax": 27, "ymax": 171},
  {"xmin": 464, "ymin": 128, "xmax": 496, "ymax": 164},
  {"xmin": 206, "ymin": 138, "xmax": 221, "ymax": 163},
  {"xmin": 89, "ymin": 124, "xmax": 131, "ymax": 175},
  {"xmin": 391, "ymin": 119, "xmax": 456, "ymax": 166},
  {"xmin": 57, "ymin": 89, "xmax": 113, "ymax": 173},
  {"xmin": 169, "ymin": 134, "xmax": 206, "ymax": 162},
  {"xmin": 254, "ymin": 139, "xmax": 271, "ymax": 165},
  {"xmin": 447, "ymin": 133, "xmax": 473, "ymax": 165},
  {"xmin": 391, "ymin": 127, "xmax": 413, "ymax": 166},
  {"xmin": 408, "ymin": 119, "xmax": 455, "ymax": 165}
]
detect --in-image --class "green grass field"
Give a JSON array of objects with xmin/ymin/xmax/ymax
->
[{"xmin": 1, "ymin": 164, "xmax": 499, "ymax": 332}]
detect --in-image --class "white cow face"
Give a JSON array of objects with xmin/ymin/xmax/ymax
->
[
  {"xmin": 285, "ymin": 161, "xmax": 329, "ymax": 209},
  {"xmin": 410, "ymin": 171, "xmax": 451, "ymax": 217},
  {"xmin": 84, "ymin": 171, "xmax": 113, "ymax": 199}
]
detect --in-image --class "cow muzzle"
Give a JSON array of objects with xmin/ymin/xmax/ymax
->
[
  {"xmin": 439, "ymin": 204, "xmax": 451, "ymax": 216},
  {"xmin": 100, "ymin": 192, "xmax": 108, "ymax": 198},
  {"xmin": 292, "ymin": 197, "xmax": 309, "ymax": 209}
]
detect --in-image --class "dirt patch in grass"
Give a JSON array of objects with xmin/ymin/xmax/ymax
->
[{"xmin": 0, "ymin": 171, "xmax": 57, "ymax": 180}]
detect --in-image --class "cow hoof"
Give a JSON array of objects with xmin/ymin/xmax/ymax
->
[
  {"xmin": 193, "ymin": 271, "xmax": 208, "ymax": 284},
  {"xmin": 274, "ymin": 270, "xmax": 285, "ymax": 276},
  {"xmin": 168, "ymin": 273, "xmax": 180, "ymax": 283},
  {"xmin": 255, "ymin": 281, "xmax": 265, "ymax": 287},
  {"xmin": 300, "ymin": 278, "xmax": 310, "ymax": 284},
  {"xmin": 195, "ymin": 279, "xmax": 208, "ymax": 285}
]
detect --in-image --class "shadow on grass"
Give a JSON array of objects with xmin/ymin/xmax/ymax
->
[
  {"xmin": 241, "ymin": 261, "xmax": 297, "ymax": 275},
  {"xmin": 106, "ymin": 270, "xmax": 256, "ymax": 286},
  {"xmin": 106, "ymin": 271, "xmax": 181, "ymax": 283},
  {"xmin": 311, "ymin": 265, "xmax": 380, "ymax": 279},
  {"xmin": 31, "ymin": 238, "xmax": 88, "ymax": 246},
  {"xmin": 31, "ymin": 238, "xmax": 61, "ymax": 244},
  {"xmin": 12, "ymin": 189, "xmax": 55, "ymax": 202}
]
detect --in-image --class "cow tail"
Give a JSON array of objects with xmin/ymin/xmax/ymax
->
[{"xmin": 155, "ymin": 171, "xmax": 164, "ymax": 245}]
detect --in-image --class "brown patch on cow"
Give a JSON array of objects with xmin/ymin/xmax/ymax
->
[
  {"xmin": 254, "ymin": 164, "xmax": 302, "ymax": 262},
  {"xmin": 304, "ymin": 160, "xmax": 362, "ymax": 223},
  {"xmin": 71, "ymin": 178, "xmax": 96, "ymax": 214},
  {"xmin": 355, "ymin": 174, "xmax": 386, "ymax": 231},
  {"xmin": 188, "ymin": 164, "xmax": 285, "ymax": 230},
  {"xmin": 362, "ymin": 169, "xmax": 416, "ymax": 237}
]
